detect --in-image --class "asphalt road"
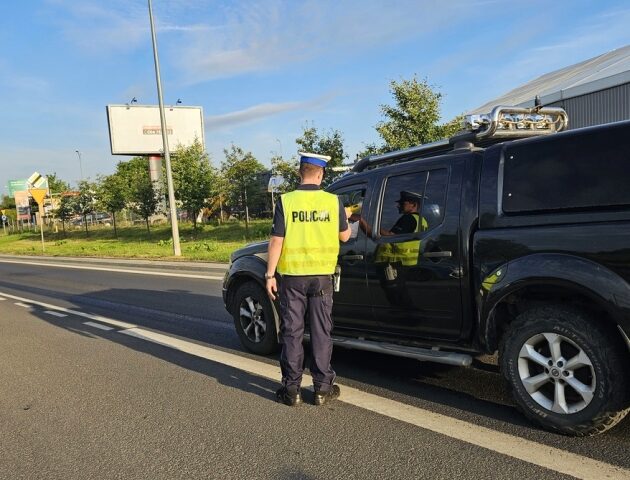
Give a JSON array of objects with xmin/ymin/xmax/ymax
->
[{"xmin": 0, "ymin": 255, "xmax": 628, "ymax": 480}]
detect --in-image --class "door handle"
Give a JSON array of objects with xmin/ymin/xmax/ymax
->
[
  {"xmin": 341, "ymin": 254, "xmax": 364, "ymax": 261},
  {"xmin": 422, "ymin": 251, "xmax": 452, "ymax": 258}
]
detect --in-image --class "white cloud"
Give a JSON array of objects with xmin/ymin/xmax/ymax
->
[
  {"xmin": 43, "ymin": 0, "xmax": 204, "ymax": 54},
  {"xmin": 205, "ymin": 94, "xmax": 332, "ymax": 130},
  {"xmin": 496, "ymin": 7, "xmax": 630, "ymax": 84},
  {"xmin": 174, "ymin": 0, "xmax": 485, "ymax": 83},
  {"xmin": 42, "ymin": 0, "xmax": 147, "ymax": 53}
]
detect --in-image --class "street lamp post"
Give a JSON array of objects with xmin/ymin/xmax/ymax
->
[
  {"xmin": 148, "ymin": 0, "xmax": 181, "ymax": 256},
  {"xmin": 275, "ymin": 138, "xmax": 283, "ymax": 158},
  {"xmin": 75, "ymin": 150, "xmax": 84, "ymax": 181}
]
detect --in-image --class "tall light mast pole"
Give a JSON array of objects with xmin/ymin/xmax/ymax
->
[
  {"xmin": 148, "ymin": 0, "xmax": 181, "ymax": 256},
  {"xmin": 75, "ymin": 150, "xmax": 84, "ymax": 182}
]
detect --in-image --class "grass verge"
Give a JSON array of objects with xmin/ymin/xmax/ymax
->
[{"xmin": 0, "ymin": 220, "xmax": 272, "ymax": 262}]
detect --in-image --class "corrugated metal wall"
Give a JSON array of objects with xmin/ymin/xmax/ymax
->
[{"xmin": 547, "ymin": 83, "xmax": 630, "ymax": 129}]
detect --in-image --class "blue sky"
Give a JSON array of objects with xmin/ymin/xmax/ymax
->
[{"xmin": 1, "ymin": 0, "xmax": 629, "ymax": 192}]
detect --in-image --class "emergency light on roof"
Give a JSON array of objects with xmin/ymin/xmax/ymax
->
[
  {"xmin": 463, "ymin": 105, "xmax": 568, "ymax": 140},
  {"xmin": 350, "ymin": 105, "xmax": 569, "ymax": 174}
]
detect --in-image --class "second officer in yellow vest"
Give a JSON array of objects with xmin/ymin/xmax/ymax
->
[{"xmin": 265, "ymin": 152, "xmax": 351, "ymax": 406}]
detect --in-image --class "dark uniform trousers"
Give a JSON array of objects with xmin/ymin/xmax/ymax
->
[{"xmin": 279, "ymin": 274, "xmax": 335, "ymax": 393}]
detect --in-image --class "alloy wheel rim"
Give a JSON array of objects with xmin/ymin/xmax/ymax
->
[
  {"xmin": 518, "ymin": 332, "xmax": 596, "ymax": 414},
  {"xmin": 239, "ymin": 295, "xmax": 266, "ymax": 343}
]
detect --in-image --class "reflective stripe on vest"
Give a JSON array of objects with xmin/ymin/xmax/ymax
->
[
  {"xmin": 375, "ymin": 213, "xmax": 426, "ymax": 266},
  {"xmin": 277, "ymin": 190, "xmax": 340, "ymax": 275}
]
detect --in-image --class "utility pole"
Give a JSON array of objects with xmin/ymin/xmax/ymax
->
[
  {"xmin": 148, "ymin": 0, "xmax": 181, "ymax": 256},
  {"xmin": 75, "ymin": 150, "xmax": 84, "ymax": 181}
]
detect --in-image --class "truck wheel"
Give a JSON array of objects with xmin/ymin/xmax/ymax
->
[
  {"xmin": 232, "ymin": 282, "xmax": 279, "ymax": 355},
  {"xmin": 499, "ymin": 305, "xmax": 629, "ymax": 436}
]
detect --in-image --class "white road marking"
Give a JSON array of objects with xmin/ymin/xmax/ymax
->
[
  {"xmin": 119, "ymin": 328, "xmax": 629, "ymax": 480},
  {"xmin": 2, "ymin": 290, "xmax": 628, "ymax": 479},
  {"xmin": 0, "ymin": 258, "xmax": 223, "ymax": 280},
  {"xmin": 0, "ymin": 296, "xmax": 5, "ymax": 300},
  {"xmin": 0, "ymin": 291, "xmax": 136, "ymax": 330},
  {"xmin": 14, "ymin": 302, "xmax": 31, "ymax": 308},
  {"xmin": 44, "ymin": 310, "xmax": 67, "ymax": 318},
  {"xmin": 83, "ymin": 321, "xmax": 114, "ymax": 331}
]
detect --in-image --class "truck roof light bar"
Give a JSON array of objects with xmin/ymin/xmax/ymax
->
[
  {"xmin": 464, "ymin": 105, "xmax": 568, "ymax": 140},
  {"xmin": 351, "ymin": 105, "xmax": 568, "ymax": 173}
]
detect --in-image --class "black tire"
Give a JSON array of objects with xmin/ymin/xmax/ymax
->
[
  {"xmin": 499, "ymin": 305, "xmax": 630, "ymax": 436},
  {"xmin": 232, "ymin": 282, "xmax": 279, "ymax": 355}
]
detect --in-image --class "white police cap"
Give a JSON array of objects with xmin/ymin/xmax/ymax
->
[{"xmin": 298, "ymin": 151, "xmax": 331, "ymax": 168}]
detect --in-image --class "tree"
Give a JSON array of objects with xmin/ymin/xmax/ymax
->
[
  {"xmin": 1, "ymin": 195, "xmax": 17, "ymax": 226},
  {"xmin": 355, "ymin": 142, "xmax": 387, "ymax": 160},
  {"xmin": 46, "ymin": 173, "xmax": 71, "ymax": 194},
  {"xmin": 295, "ymin": 124, "xmax": 348, "ymax": 186},
  {"xmin": 373, "ymin": 76, "xmax": 463, "ymax": 152},
  {"xmin": 171, "ymin": 140, "xmax": 216, "ymax": 228},
  {"xmin": 53, "ymin": 194, "xmax": 74, "ymax": 235},
  {"xmin": 97, "ymin": 173, "xmax": 126, "ymax": 237},
  {"xmin": 220, "ymin": 145, "xmax": 266, "ymax": 221},
  {"xmin": 1, "ymin": 195, "xmax": 16, "ymax": 210},
  {"xmin": 74, "ymin": 180, "xmax": 97, "ymax": 236},
  {"xmin": 270, "ymin": 154, "xmax": 299, "ymax": 194},
  {"xmin": 116, "ymin": 157, "xmax": 160, "ymax": 234},
  {"xmin": 133, "ymin": 178, "xmax": 161, "ymax": 234}
]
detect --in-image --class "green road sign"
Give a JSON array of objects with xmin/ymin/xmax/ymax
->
[{"xmin": 8, "ymin": 179, "xmax": 27, "ymax": 197}]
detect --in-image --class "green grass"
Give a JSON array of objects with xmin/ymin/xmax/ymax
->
[{"xmin": 0, "ymin": 220, "xmax": 272, "ymax": 262}]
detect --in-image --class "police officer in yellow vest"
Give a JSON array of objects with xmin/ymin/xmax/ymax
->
[
  {"xmin": 374, "ymin": 190, "xmax": 427, "ymax": 266},
  {"xmin": 367, "ymin": 190, "xmax": 427, "ymax": 307},
  {"xmin": 266, "ymin": 152, "xmax": 351, "ymax": 406}
]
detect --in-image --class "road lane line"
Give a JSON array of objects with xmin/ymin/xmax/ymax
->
[
  {"xmin": 0, "ymin": 291, "xmax": 137, "ymax": 330},
  {"xmin": 14, "ymin": 302, "xmax": 31, "ymax": 308},
  {"xmin": 0, "ymin": 259, "xmax": 223, "ymax": 280},
  {"xmin": 44, "ymin": 310, "xmax": 67, "ymax": 318},
  {"xmin": 83, "ymin": 321, "xmax": 114, "ymax": 331},
  {"xmin": 2, "ymin": 290, "xmax": 628, "ymax": 479},
  {"xmin": 0, "ymin": 297, "xmax": 5, "ymax": 300},
  {"xmin": 119, "ymin": 327, "xmax": 629, "ymax": 480}
]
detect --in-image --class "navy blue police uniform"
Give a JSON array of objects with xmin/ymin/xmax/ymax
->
[{"xmin": 271, "ymin": 185, "xmax": 348, "ymax": 397}]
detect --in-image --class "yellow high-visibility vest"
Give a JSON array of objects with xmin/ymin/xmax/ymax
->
[
  {"xmin": 277, "ymin": 190, "xmax": 340, "ymax": 275},
  {"xmin": 375, "ymin": 213, "xmax": 426, "ymax": 266}
]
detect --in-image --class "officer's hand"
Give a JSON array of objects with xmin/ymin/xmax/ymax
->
[{"xmin": 266, "ymin": 277, "xmax": 277, "ymax": 300}]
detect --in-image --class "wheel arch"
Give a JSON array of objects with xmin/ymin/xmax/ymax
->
[
  {"xmin": 225, "ymin": 255, "xmax": 268, "ymax": 313},
  {"xmin": 225, "ymin": 255, "xmax": 281, "ymax": 342},
  {"xmin": 478, "ymin": 253, "xmax": 630, "ymax": 353}
]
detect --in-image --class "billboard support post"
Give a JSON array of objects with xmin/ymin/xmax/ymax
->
[{"xmin": 148, "ymin": 0, "xmax": 181, "ymax": 256}]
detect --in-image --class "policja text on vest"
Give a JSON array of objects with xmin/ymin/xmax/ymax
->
[{"xmin": 291, "ymin": 210, "xmax": 331, "ymax": 222}]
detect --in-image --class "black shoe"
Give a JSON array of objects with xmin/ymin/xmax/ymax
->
[
  {"xmin": 276, "ymin": 387, "xmax": 302, "ymax": 406},
  {"xmin": 314, "ymin": 385, "xmax": 340, "ymax": 406}
]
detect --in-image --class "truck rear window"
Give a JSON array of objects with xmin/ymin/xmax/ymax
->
[{"xmin": 502, "ymin": 123, "xmax": 630, "ymax": 213}]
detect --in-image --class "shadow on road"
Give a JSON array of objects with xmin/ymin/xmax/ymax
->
[{"xmin": 8, "ymin": 278, "xmax": 629, "ymax": 456}]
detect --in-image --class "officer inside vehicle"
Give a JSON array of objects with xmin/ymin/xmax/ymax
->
[
  {"xmin": 265, "ymin": 152, "xmax": 351, "ymax": 407},
  {"xmin": 350, "ymin": 189, "xmax": 427, "ymax": 245},
  {"xmin": 350, "ymin": 190, "xmax": 426, "ymax": 305}
]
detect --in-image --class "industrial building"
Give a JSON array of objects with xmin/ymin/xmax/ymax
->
[{"xmin": 472, "ymin": 45, "xmax": 630, "ymax": 129}]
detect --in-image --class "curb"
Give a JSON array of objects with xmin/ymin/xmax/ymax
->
[{"xmin": 0, "ymin": 254, "xmax": 228, "ymax": 272}]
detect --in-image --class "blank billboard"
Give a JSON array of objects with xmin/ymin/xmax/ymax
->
[{"xmin": 106, "ymin": 105, "xmax": 205, "ymax": 155}]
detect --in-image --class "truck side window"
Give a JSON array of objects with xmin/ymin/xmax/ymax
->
[
  {"xmin": 502, "ymin": 124, "xmax": 630, "ymax": 213},
  {"xmin": 337, "ymin": 187, "xmax": 366, "ymax": 241},
  {"xmin": 422, "ymin": 168, "xmax": 448, "ymax": 231},
  {"xmin": 379, "ymin": 172, "xmax": 428, "ymax": 236}
]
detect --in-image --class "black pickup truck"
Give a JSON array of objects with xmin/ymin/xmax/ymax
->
[{"xmin": 223, "ymin": 106, "xmax": 630, "ymax": 436}]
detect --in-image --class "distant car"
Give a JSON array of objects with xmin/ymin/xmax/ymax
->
[{"xmin": 94, "ymin": 213, "xmax": 112, "ymax": 224}]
